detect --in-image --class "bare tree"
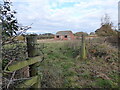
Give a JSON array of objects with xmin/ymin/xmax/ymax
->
[{"xmin": 101, "ymin": 14, "xmax": 113, "ymax": 27}]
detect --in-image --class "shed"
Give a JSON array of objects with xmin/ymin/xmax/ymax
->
[{"xmin": 54, "ymin": 31, "xmax": 75, "ymax": 40}]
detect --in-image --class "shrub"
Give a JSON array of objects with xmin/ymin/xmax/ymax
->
[
  {"xmin": 2, "ymin": 43, "xmax": 27, "ymax": 69},
  {"xmin": 87, "ymin": 43, "xmax": 118, "ymax": 62},
  {"xmin": 106, "ymin": 36, "xmax": 118, "ymax": 47}
]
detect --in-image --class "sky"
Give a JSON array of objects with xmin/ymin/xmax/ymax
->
[{"xmin": 2, "ymin": 0, "xmax": 119, "ymax": 34}]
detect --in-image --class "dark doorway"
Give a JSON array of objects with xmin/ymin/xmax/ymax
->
[
  {"xmin": 65, "ymin": 35, "xmax": 67, "ymax": 38},
  {"xmin": 57, "ymin": 35, "xmax": 59, "ymax": 38}
]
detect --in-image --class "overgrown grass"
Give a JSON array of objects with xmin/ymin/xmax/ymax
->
[
  {"xmin": 3, "ymin": 37, "xmax": 118, "ymax": 88},
  {"xmin": 38, "ymin": 40, "xmax": 119, "ymax": 88}
]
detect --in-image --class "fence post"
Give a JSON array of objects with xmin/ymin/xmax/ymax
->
[
  {"xmin": 0, "ymin": 22, "xmax": 2, "ymax": 90},
  {"xmin": 26, "ymin": 34, "xmax": 41, "ymax": 88},
  {"xmin": 80, "ymin": 34, "xmax": 87, "ymax": 60}
]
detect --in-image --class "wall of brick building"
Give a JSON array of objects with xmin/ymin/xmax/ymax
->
[{"xmin": 54, "ymin": 34, "xmax": 75, "ymax": 40}]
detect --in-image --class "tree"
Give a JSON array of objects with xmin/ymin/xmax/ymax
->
[
  {"xmin": 0, "ymin": 0, "xmax": 31, "ymax": 43},
  {"xmin": 74, "ymin": 32, "xmax": 88, "ymax": 37},
  {"xmin": 101, "ymin": 14, "xmax": 113, "ymax": 26},
  {"xmin": 1, "ymin": 1, "xmax": 32, "ymax": 89},
  {"xmin": 90, "ymin": 32, "xmax": 95, "ymax": 35},
  {"xmin": 95, "ymin": 14, "xmax": 117, "ymax": 36}
]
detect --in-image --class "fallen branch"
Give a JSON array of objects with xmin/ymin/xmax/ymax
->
[{"xmin": 7, "ymin": 71, "xmax": 16, "ymax": 89}]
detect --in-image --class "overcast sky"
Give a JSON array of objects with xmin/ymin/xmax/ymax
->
[{"xmin": 8, "ymin": 0, "xmax": 119, "ymax": 34}]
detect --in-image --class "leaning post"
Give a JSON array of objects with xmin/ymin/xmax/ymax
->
[{"xmin": 26, "ymin": 34, "xmax": 41, "ymax": 88}]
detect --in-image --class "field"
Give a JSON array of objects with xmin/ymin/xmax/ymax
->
[
  {"xmin": 37, "ymin": 38, "xmax": 119, "ymax": 88},
  {"xmin": 2, "ymin": 37, "xmax": 119, "ymax": 88}
]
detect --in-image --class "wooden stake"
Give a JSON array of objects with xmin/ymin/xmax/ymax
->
[{"xmin": 80, "ymin": 34, "xmax": 87, "ymax": 60}]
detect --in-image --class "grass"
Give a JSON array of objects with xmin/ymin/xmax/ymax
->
[
  {"xmin": 2, "ymin": 38, "xmax": 118, "ymax": 88},
  {"xmin": 38, "ymin": 40, "xmax": 119, "ymax": 88},
  {"xmin": 2, "ymin": 37, "xmax": 118, "ymax": 88}
]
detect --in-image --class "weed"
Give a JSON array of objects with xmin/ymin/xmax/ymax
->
[{"xmin": 92, "ymin": 78, "xmax": 118, "ymax": 88}]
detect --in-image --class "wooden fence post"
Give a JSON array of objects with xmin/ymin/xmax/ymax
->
[
  {"xmin": 80, "ymin": 34, "xmax": 87, "ymax": 60},
  {"xmin": 26, "ymin": 35, "xmax": 41, "ymax": 88},
  {"xmin": 26, "ymin": 35, "xmax": 37, "ymax": 57}
]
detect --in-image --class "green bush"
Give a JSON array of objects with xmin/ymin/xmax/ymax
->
[{"xmin": 2, "ymin": 43, "xmax": 27, "ymax": 69}]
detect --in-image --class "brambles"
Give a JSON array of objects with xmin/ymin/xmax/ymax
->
[{"xmin": 87, "ymin": 43, "xmax": 118, "ymax": 62}]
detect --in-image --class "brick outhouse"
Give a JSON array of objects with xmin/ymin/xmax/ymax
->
[{"xmin": 54, "ymin": 31, "xmax": 75, "ymax": 40}]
